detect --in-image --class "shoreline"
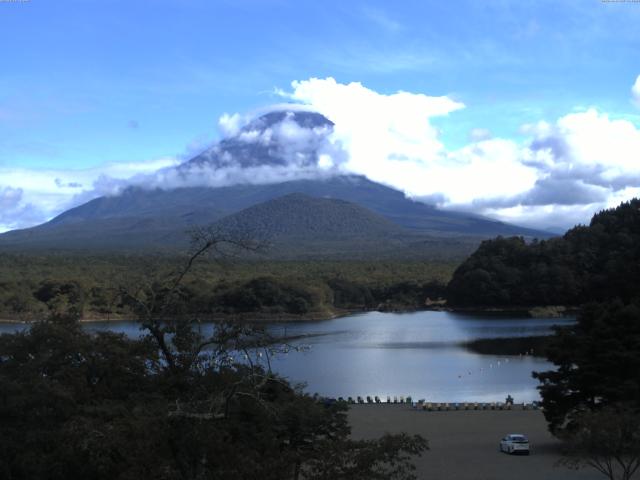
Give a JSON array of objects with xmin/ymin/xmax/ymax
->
[
  {"xmin": 463, "ymin": 335, "xmax": 554, "ymax": 358},
  {"xmin": 441, "ymin": 304, "xmax": 579, "ymax": 318},
  {"xmin": 0, "ymin": 308, "xmax": 362, "ymax": 325},
  {"xmin": 0, "ymin": 303, "xmax": 579, "ymax": 325}
]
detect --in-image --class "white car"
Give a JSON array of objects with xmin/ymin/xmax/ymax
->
[{"xmin": 500, "ymin": 434, "xmax": 530, "ymax": 455}]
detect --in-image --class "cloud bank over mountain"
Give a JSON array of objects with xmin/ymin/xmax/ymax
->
[
  {"xmin": 275, "ymin": 77, "xmax": 640, "ymax": 231},
  {"xmin": 0, "ymin": 158, "xmax": 179, "ymax": 232},
  {"xmin": 1, "ymin": 76, "xmax": 639, "ymax": 233}
]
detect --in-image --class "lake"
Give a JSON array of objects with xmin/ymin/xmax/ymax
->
[{"xmin": 0, "ymin": 311, "xmax": 573, "ymax": 402}]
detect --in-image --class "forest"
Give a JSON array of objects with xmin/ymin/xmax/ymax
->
[
  {"xmin": 0, "ymin": 255, "xmax": 452, "ymax": 322},
  {"xmin": 446, "ymin": 199, "xmax": 640, "ymax": 308}
]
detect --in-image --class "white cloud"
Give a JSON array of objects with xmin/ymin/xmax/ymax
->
[
  {"xmin": 509, "ymin": 116, "xmax": 639, "ymax": 224},
  {"xmin": 554, "ymin": 109, "xmax": 640, "ymax": 173},
  {"xmin": 0, "ymin": 186, "xmax": 46, "ymax": 233},
  {"xmin": 606, "ymin": 185, "xmax": 640, "ymax": 209},
  {"xmin": 484, "ymin": 203, "xmax": 602, "ymax": 233},
  {"xmin": 0, "ymin": 187, "xmax": 22, "ymax": 210},
  {"xmin": 0, "ymin": 157, "xmax": 179, "ymax": 232},
  {"xmin": 279, "ymin": 77, "xmax": 537, "ymax": 204},
  {"xmin": 281, "ymin": 77, "xmax": 471, "ymax": 194},
  {"xmin": 218, "ymin": 112, "xmax": 245, "ymax": 137},
  {"xmin": 275, "ymin": 78, "xmax": 640, "ymax": 230},
  {"xmin": 522, "ymin": 109, "xmax": 640, "ymax": 196},
  {"xmin": 449, "ymin": 109, "xmax": 640, "ymax": 227}
]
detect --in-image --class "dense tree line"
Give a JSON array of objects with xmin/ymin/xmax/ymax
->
[
  {"xmin": 447, "ymin": 199, "xmax": 640, "ymax": 307},
  {"xmin": 0, "ymin": 257, "xmax": 450, "ymax": 320},
  {"xmin": 534, "ymin": 299, "xmax": 640, "ymax": 433}
]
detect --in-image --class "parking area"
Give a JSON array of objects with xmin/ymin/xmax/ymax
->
[{"xmin": 348, "ymin": 405, "xmax": 602, "ymax": 480}]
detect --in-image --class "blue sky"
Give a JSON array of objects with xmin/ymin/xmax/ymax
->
[{"xmin": 1, "ymin": 0, "xmax": 640, "ymax": 231}]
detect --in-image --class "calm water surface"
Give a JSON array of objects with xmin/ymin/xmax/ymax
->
[{"xmin": 0, "ymin": 311, "xmax": 573, "ymax": 402}]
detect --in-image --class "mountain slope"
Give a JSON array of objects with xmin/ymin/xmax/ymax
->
[
  {"xmin": 205, "ymin": 193, "xmax": 494, "ymax": 260},
  {"xmin": 0, "ymin": 110, "xmax": 551, "ymax": 255},
  {"xmin": 200, "ymin": 193, "xmax": 424, "ymax": 259},
  {"xmin": 216, "ymin": 192, "xmax": 402, "ymax": 238},
  {"xmin": 0, "ymin": 191, "xmax": 483, "ymax": 259},
  {"xmin": 35, "ymin": 174, "xmax": 546, "ymax": 234}
]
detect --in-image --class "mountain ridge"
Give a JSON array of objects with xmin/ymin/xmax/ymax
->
[{"xmin": 0, "ymin": 110, "xmax": 553, "ymax": 256}]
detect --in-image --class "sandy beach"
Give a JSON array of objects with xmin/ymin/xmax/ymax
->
[{"xmin": 348, "ymin": 405, "xmax": 602, "ymax": 480}]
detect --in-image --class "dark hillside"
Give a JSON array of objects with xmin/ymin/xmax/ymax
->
[
  {"xmin": 207, "ymin": 193, "xmax": 478, "ymax": 260},
  {"xmin": 446, "ymin": 199, "xmax": 640, "ymax": 307},
  {"xmin": 216, "ymin": 193, "xmax": 402, "ymax": 238}
]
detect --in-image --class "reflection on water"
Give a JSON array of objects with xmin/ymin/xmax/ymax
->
[
  {"xmin": 264, "ymin": 311, "xmax": 573, "ymax": 402},
  {"xmin": 0, "ymin": 310, "xmax": 573, "ymax": 402}
]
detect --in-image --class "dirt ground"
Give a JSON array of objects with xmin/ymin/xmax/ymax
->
[{"xmin": 348, "ymin": 405, "xmax": 603, "ymax": 480}]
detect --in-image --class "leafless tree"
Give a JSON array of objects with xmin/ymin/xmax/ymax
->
[{"xmin": 117, "ymin": 225, "xmax": 285, "ymax": 419}]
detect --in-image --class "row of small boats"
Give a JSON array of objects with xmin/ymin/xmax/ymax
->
[
  {"xmin": 415, "ymin": 401, "xmax": 541, "ymax": 411},
  {"xmin": 335, "ymin": 395, "xmax": 412, "ymax": 404},
  {"xmin": 327, "ymin": 396, "xmax": 541, "ymax": 410}
]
